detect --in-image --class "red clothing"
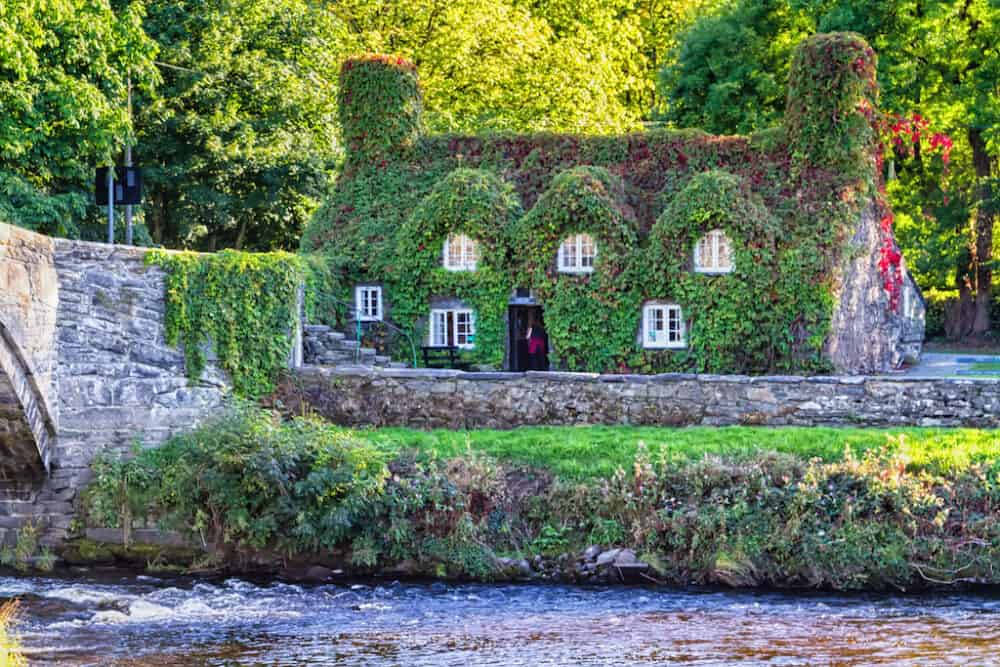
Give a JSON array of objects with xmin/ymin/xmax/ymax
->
[{"xmin": 528, "ymin": 337, "xmax": 544, "ymax": 355}]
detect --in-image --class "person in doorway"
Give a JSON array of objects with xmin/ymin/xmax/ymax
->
[{"xmin": 526, "ymin": 316, "xmax": 547, "ymax": 371}]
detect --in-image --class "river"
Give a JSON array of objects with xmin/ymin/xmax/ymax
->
[{"xmin": 4, "ymin": 572, "xmax": 1000, "ymax": 665}]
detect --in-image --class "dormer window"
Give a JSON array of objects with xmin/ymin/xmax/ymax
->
[
  {"xmin": 558, "ymin": 233, "xmax": 596, "ymax": 274},
  {"xmin": 694, "ymin": 229, "xmax": 733, "ymax": 274},
  {"xmin": 443, "ymin": 234, "xmax": 479, "ymax": 271}
]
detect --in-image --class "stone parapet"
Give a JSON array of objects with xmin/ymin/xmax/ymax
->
[{"xmin": 281, "ymin": 367, "xmax": 1000, "ymax": 429}]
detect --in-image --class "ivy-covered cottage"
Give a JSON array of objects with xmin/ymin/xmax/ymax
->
[{"xmin": 302, "ymin": 33, "xmax": 925, "ymax": 375}]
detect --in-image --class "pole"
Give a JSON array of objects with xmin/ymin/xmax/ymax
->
[
  {"xmin": 125, "ymin": 76, "xmax": 133, "ymax": 246},
  {"xmin": 107, "ymin": 167, "xmax": 114, "ymax": 244}
]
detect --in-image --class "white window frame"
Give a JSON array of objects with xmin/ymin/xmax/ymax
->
[
  {"xmin": 642, "ymin": 304, "xmax": 685, "ymax": 349},
  {"xmin": 354, "ymin": 285, "xmax": 383, "ymax": 322},
  {"xmin": 442, "ymin": 234, "xmax": 479, "ymax": 271},
  {"xmin": 693, "ymin": 229, "xmax": 734, "ymax": 274},
  {"xmin": 557, "ymin": 233, "xmax": 596, "ymax": 274},
  {"xmin": 429, "ymin": 308, "xmax": 476, "ymax": 349}
]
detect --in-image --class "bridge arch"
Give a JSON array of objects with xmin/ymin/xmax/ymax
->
[{"xmin": 0, "ymin": 319, "xmax": 54, "ymax": 476}]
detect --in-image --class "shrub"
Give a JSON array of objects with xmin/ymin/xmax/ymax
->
[{"xmin": 86, "ymin": 404, "xmax": 389, "ymax": 554}]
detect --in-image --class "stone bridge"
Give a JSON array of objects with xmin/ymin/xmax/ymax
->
[{"xmin": 0, "ymin": 222, "xmax": 230, "ymax": 544}]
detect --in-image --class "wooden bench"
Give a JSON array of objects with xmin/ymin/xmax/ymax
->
[{"xmin": 421, "ymin": 346, "xmax": 473, "ymax": 370}]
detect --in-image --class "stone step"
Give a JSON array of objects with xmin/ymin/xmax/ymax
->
[
  {"xmin": 374, "ymin": 355, "xmax": 391, "ymax": 365},
  {"xmin": 304, "ymin": 324, "xmax": 331, "ymax": 334},
  {"xmin": 388, "ymin": 361, "xmax": 409, "ymax": 369},
  {"xmin": 359, "ymin": 347, "xmax": 377, "ymax": 357}
]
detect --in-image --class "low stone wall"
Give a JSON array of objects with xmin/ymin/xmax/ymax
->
[{"xmin": 282, "ymin": 367, "xmax": 1000, "ymax": 429}]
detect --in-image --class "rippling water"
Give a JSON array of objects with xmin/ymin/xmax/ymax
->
[{"xmin": 4, "ymin": 572, "xmax": 1000, "ymax": 665}]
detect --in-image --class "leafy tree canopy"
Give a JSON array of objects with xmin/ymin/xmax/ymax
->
[
  {"xmin": 0, "ymin": 0, "xmax": 156, "ymax": 237},
  {"xmin": 659, "ymin": 0, "xmax": 1000, "ymax": 335}
]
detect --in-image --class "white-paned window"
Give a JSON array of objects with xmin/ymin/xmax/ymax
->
[
  {"xmin": 429, "ymin": 309, "xmax": 476, "ymax": 348},
  {"xmin": 355, "ymin": 285, "xmax": 382, "ymax": 321},
  {"xmin": 694, "ymin": 229, "xmax": 734, "ymax": 273},
  {"xmin": 442, "ymin": 234, "xmax": 479, "ymax": 271},
  {"xmin": 557, "ymin": 233, "xmax": 596, "ymax": 273},
  {"xmin": 642, "ymin": 304, "xmax": 685, "ymax": 349}
]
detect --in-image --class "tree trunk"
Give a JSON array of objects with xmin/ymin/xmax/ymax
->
[{"xmin": 968, "ymin": 127, "xmax": 996, "ymax": 336}]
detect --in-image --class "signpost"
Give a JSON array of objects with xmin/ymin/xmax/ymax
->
[{"xmin": 95, "ymin": 166, "xmax": 142, "ymax": 244}]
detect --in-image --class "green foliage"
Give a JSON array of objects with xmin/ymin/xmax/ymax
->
[
  {"xmin": 511, "ymin": 166, "xmax": 640, "ymax": 370},
  {"xmin": 389, "ymin": 168, "xmax": 523, "ymax": 366},
  {"xmin": 661, "ymin": 1, "xmax": 1000, "ymax": 334},
  {"xmin": 785, "ymin": 32, "xmax": 880, "ymax": 179},
  {"xmin": 0, "ymin": 0, "xmax": 156, "ymax": 238},
  {"xmin": 0, "ymin": 523, "xmax": 53, "ymax": 573},
  {"xmin": 147, "ymin": 249, "xmax": 305, "ymax": 397},
  {"xmin": 85, "ymin": 405, "xmax": 389, "ymax": 554},
  {"xmin": 136, "ymin": 0, "xmax": 345, "ymax": 251},
  {"xmin": 83, "ymin": 415, "xmax": 1000, "ymax": 589},
  {"xmin": 657, "ymin": 0, "xmax": 811, "ymax": 134},
  {"xmin": 639, "ymin": 169, "xmax": 830, "ymax": 372},
  {"xmin": 306, "ymin": 35, "xmax": 878, "ymax": 374},
  {"xmin": 529, "ymin": 524, "xmax": 572, "ymax": 556},
  {"xmin": 339, "ymin": 55, "xmax": 423, "ymax": 163}
]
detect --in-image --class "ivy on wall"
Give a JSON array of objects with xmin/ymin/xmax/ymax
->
[
  {"xmin": 302, "ymin": 33, "xmax": 891, "ymax": 374},
  {"xmin": 147, "ymin": 250, "xmax": 310, "ymax": 397},
  {"xmin": 510, "ymin": 166, "xmax": 640, "ymax": 372},
  {"xmin": 339, "ymin": 55, "xmax": 422, "ymax": 164},
  {"xmin": 390, "ymin": 168, "xmax": 523, "ymax": 367}
]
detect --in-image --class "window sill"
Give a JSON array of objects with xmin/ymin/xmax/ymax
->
[
  {"xmin": 642, "ymin": 343, "xmax": 687, "ymax": 350},
  {"xmin": 694, "ymin": 267, "xmax": 733, "ymax": 275},
  {"xmin": 442, "ymin": 265, "xmax": 477, "ymax": 272},
  {"xmin": 558, "ymin": 267, "xmax": 595, "ymax": 275}
]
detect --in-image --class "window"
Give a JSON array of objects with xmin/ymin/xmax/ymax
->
[
  {"xmin": 558, "ymin": 233, "xmax": 596, "ymax": 273},
  {"xmin": 694, "ymin": 229, "xmax": 734, "ymax": 273},
  {"xmin": 355, "ymin": 285, "xmax": 382, "ymax": 321},
  {"xmin": 642, "ymin": 304, "xmax": 685, "ymax": 349},
  {"xmin": 442, "ymin": 234, "xmax": 479, "ymax": 271},
  {"xmin": 429, "ymin": 309, "xmax": 476, "ymax": 348}
]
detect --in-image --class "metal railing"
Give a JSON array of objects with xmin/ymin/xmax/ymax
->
[{"xmin": 311, "ymin": 294, "xmax": 418, "ymax": 369}]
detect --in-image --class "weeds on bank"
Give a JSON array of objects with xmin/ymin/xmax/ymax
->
[{"xmin": 83, "ymin": 404, "xmax": 1000, "ymax": 590}]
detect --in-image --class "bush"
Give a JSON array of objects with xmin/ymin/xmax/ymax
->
[
  {"xmin": 86, "ymin": 404, "xmax": 389, "ymax": 553},
  {"xmin": 84, "ymin": 415, "xmax": 1000, "ymax": 589}
]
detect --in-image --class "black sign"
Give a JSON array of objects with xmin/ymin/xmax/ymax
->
[{"xmin": 95, "ymin": 167, "xmax": 142, "ymax": 205}]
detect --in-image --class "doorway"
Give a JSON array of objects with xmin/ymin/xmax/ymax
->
[{"xmin": 508, "ymin": 304, "xmax": 548, "ymax": 371}]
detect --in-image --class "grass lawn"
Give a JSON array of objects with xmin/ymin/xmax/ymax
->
[
  {"xmin": 924, "ymin": 339, "xmax": 1000, "ymax": 355},
  {"xmin": 971, "ymin": 362, "xmax": 1000, "ymax": 371},
  {"xmin": 359, "ymin": 425, "xmax": 1000, "ymax": 481}
]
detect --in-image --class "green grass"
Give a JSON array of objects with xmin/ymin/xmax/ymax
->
[
  {"xmin": 358, "ymin": 425, "xmax": 1000, "ymax": 481},
  {"xmin": 971, "ymin": 362, "xmax": 1000, "ymax": 371}
]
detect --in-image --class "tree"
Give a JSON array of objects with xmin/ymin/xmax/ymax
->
[
  {"xmin": 0, "ymin": 0, "xmax": 156, "ymax": 237},
  {"xmin": 134, "ymin": 0, "xmax": 348, "ymax": 251},
  {"xmin": 658, "ymin": 0, "xmax": 1000, "ymax": 337},
  {"xmin": 657, "ymin": 0, "xmax": 811, "ymax": 133}
]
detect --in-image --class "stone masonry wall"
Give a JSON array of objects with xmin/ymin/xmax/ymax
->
[
  {"xmin": 282, "ymin": 367, "xmax": 1000, "ymax": 429},
  {"xmin": 31, "ymin": 239, "xmax": 230, "ymax": 542},
  {"xmin": 0, "ymin": 224, "xmax": 231, "ymax": 545}
]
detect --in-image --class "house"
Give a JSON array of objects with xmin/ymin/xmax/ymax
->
[{"xmin": 301, "ymin": 33, "xmax": 925, "ymax": 375}]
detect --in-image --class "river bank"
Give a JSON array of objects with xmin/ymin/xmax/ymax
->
[{"xmin": 54, "ymin": 404, "xmax": 1000, "ymax": 592}]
